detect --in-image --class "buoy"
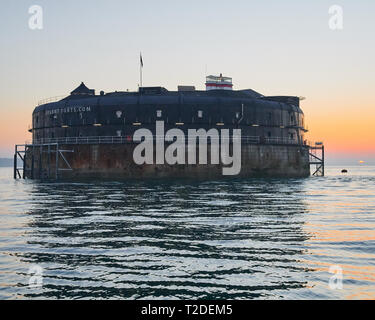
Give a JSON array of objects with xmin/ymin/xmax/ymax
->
[{"xmin": 341, "ymin": 169, "xmax": 348, "ymax": 173}]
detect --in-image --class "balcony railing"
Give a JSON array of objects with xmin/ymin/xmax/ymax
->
[
  {"xmin": 37, "ymin": 95, "xmax": 66, "ymax": 106},
  {"xmin": 30, "ymin": 135, "xmax": 304, "ymax": 146}
]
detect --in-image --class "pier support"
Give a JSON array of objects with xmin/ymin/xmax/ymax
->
[
  {"xmin": 13, "ymin": 143, "xmax": 74, "ymax": 180},
  {"xmin": 14, "ymin": 145, "xmax": 26, "ymax": 179},
  {"xmin": 309, "ymin": 143, "xmax": 324, "ymax": 176}
]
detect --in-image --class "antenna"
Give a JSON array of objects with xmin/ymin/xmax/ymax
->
[{"xmin": 140, "ymin": 52, "xmax": 143, "ymax": 88}]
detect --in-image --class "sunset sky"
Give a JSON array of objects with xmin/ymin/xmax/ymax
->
[{"xmin": 0, "ymin": 0, "xmax": 374, "ymax": 164}]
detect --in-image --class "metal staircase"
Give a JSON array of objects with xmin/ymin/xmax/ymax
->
[
  {"xmin": 14, "ymin": 143, "xmax": 73, "ymax": 180},
  {"xmin": 309, "ymin": 142, "xmax": 325, "ymax": 176}
]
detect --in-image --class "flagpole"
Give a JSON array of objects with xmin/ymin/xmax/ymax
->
[{"xmin": 140, "ymin": 53, "xmax": 143, "ymax": 87}]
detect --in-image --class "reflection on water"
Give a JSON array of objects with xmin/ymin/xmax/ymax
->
[{"xmin": 0, "ymin": 166, "xmax": 374, "ymax": 299}]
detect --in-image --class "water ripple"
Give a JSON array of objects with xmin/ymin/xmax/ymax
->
[{"xmin": 0, "ymin": 166, "xmax": 374, "ymax": 299}]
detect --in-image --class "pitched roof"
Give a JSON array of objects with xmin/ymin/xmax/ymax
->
[{"xmin": 70, "ymin": 82, "xmax": 95, "ymax": 95}]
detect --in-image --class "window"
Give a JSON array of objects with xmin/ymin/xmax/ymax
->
[
  {"xmin": 157, "ymin": 110, "xmax": 162, "ymax": 118},
  {"xmin": 267, "ymin": 131, "xmax": 271, "ymax": 138},
  {"xmin": 235, "ymin": 112, "xmax": 240, "ymax": 119},
  {"xmin": 198, "ymin": 110, "xmax": 203, "ymax": 118}
]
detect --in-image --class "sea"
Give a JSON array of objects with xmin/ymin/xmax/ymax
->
[{"xmin": 0, "ymin": 166, "xmax": 374, "ymax": 300}]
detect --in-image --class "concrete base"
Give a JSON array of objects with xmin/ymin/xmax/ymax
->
[{"xmin": 25, "ymin": 144, "xmax": 310, "ymax": 180}]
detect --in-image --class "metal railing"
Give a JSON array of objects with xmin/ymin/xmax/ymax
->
[
  {"xmin": 265, "ymin": 137, "xmax": 300, "ymax": 145},
  {"xmin": 37, "ymin": 95, "xmax": 66, "ymax": 106},
  {"xmin": 30, "ymin": 135, "xmax": 303, "ymax": 146}
]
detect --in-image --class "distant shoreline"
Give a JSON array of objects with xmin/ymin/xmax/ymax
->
[{"xmin": 0, "ymin": 158, "xmax": 13, "ymax": 167}]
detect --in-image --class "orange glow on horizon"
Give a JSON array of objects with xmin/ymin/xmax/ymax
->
[{"xmin": 305, "ymin": 99, "xmax": 375, "ymax": 156}]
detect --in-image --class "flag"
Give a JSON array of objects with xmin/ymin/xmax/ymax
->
[{"xmin": 140, "ymin": 53, "xmax": 143, "ymax": 68}]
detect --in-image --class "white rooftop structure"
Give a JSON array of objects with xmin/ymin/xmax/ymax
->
[{"xmin": 205, "ymin": 74, "xmax": 233, "ymax": 91}]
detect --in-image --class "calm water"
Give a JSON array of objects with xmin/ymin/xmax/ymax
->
[{"xmin": 0, "ymin": 166, "xmax": 374, "ymax": 300}]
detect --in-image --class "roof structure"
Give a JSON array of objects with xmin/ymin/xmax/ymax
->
[{"xmin": 70, "ymin": 82, "xmax": 95, "ymax": 96}]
